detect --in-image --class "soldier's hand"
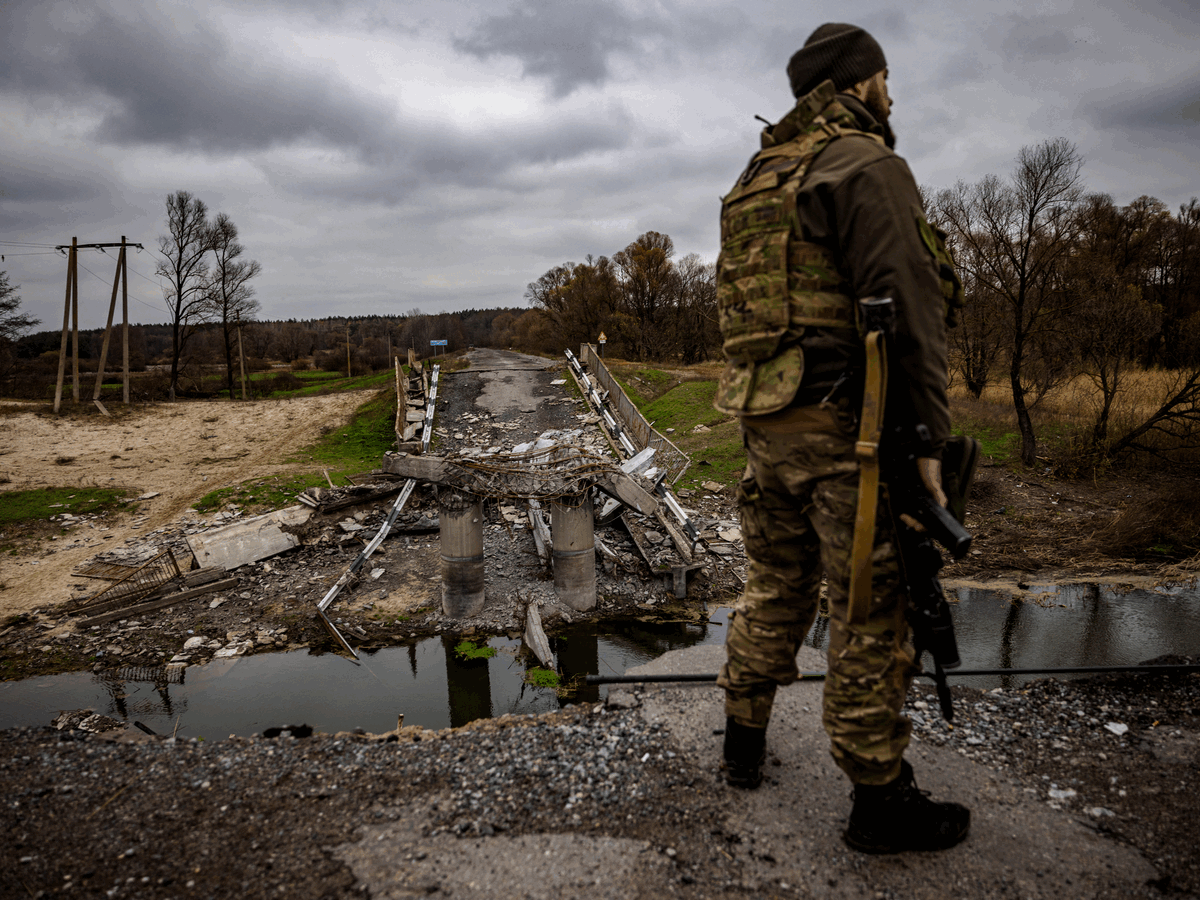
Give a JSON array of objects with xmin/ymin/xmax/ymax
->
[{"xmin": 900, "ymin": 457, "xmax": 946, "ymax": 531}]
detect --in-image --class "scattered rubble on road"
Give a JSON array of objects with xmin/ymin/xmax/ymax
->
[{"xmin": 0, "ymin": 353, "xmax": 746, "ymax": 684}]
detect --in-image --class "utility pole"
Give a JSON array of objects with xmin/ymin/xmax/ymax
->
[
  {"xmin": 52, "ymin": 238, "xmax": 144, "ymax": 412},
  {"xmin": 346, "ymin": 319, "xmax": 352, "ymax": 377},
  {"xmin": 53, "ymin": 238, "xmax": 76, "ymax": 413},
  {"xmin": 121, "ymin": 237, "xmax": 129, "ymax": 405},
  {"xmin": 236, "ymin": 312, "xmax": 248, "ymax": 400},
  {"xmin": 92, "ymin": 237, "xmax": 128, "ymax": 412}
]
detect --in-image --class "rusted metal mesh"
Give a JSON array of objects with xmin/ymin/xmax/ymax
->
[{"xmin": 67, "ymin": 549, "xmax": 182, "ymax": 614}]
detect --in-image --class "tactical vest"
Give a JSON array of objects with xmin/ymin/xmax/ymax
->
[{"xmin": 714, "ymin": 82, "xmax": 880, "ymax": 416}]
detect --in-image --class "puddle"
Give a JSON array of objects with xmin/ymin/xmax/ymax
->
[
  {"xmin": 2, "ymin": 582, "xmax": 1198, "ymax": 737},
  {"xmin": 948, "ymin": 581, "xmax": 1200, "ymax": 689},
  {"xmin": 0, "ymin": 615, "xmax": 733, "ymax": 739}
]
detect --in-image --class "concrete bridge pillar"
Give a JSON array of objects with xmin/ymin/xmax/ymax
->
[
  {"xmin": 440, "ymin": 490, "xmax": 485, "ymax": 617},
  {"xmin": 551, "ymin": 492, "xmax": 596, "ymax": 611}
]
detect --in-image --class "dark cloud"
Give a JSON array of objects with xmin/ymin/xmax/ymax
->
[
  {"xmin": 1084, "ymin": 72, "xmax": 1200, "ymax": 140},
  {"xmin": 931, "ymin": 49, "xmax": 991, "ymax": 88},
  {"xmin": 1107, "ymin": 0, "xmax": 1200, "ymax": 31},
  {"xmin": 267, "ymin": 103, "xmax": 639, "ymax": 204},
  {"xmin": 0, "ymin": 0, "xmax": 636, "ymax": 190},
  {"xmin": 454, "ymin": 0, "xmax": 649, "ymax": 97},
  {"xmin": 0, "ymin": 3, "xmax": 393, "ymax": 155}
]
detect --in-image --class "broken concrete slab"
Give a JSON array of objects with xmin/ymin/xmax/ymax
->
[
  {"xmin": 523, "ymin": 600, "xmax": 553, "ymax": 669},
  {"xmin": 187, "ymin": 505, "xmax": 312, "ymax": 570}
]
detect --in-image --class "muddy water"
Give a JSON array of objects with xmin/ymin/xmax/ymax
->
[
  {"xmin": 0, "ymin": 616, "xmax": 730, "ymax": 739},
  {"xmin": 2, "ymin": 582, "xmax": 1197, "ymax": 737}
]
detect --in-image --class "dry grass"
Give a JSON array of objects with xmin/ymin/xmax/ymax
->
[
  {"xmin": 949, "ymin": 367, "xmax": 1200, "ymax": 470},
  {"xmin": 1088, "ymin": 479, "xmax": 1200, "ymax": 560}
]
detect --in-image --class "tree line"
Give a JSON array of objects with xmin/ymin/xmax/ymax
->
[
  {"xmin": 926, "ymin": 137, "xmax": 1199, "ymax": 467},
  {"xmin": 515, "ymin": 231, "xmax": 719, "ymax": 364},
  {"xmin": 2, "ymin": 308, "xmax": 521, "ymax": 400},
  {"xmin": 4, "ymin": 149, "xmax": 1198, "ymax": 468}
]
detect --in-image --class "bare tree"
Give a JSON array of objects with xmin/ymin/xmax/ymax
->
[
  {"xmin": 272, "ymin": 322, "xmax": 317, "ymax": 363},
  {"xmin": 156, "ymin": 191, "xmax": 215, "ymax": 399},
  {"xmin": 205, "ymin": 213, "xmax": 262, "ymax": 399},
  {"xmin": 0, "ymin": 271, "xmax": 38, "ymax": 343},
  {"xmin": 526, "ymin": 257, "xmax": 621, "ymax": 354},
  {"xmin": 613, "ymin": 231, "xmax": 677, "ymax": 361},
  {"xmin": 936, "ymin": 138, "xmax": 1084, "ymax": 465},
  {"xmin": 673, "ymin": 253, "xmax": 718, "ymax": 364},
  {"xmin": 0, "ymin": 271, "xmax": 39, "ymax": 390}
]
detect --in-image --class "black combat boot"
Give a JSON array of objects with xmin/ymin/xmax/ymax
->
[
  {"xmin": 844, "ymin": 761, "xmax": 970, "ymax": 853},
  {"xmin": 721, "ymin": 717, "xmax": 766, "ymax": 789}
]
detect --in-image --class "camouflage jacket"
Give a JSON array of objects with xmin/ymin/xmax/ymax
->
[{"xmin": 715, "ymin": 83, "xmax": 961, "ymax": 453}]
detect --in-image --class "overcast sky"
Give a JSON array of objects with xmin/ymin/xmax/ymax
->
[{"xmin": 2, "ymin": 0, "xmax": 1197, "ymax": 332}]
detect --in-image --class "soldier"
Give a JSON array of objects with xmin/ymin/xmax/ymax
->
[{"xmin": 713, "ymin": 23, "xmax": 970, "ymax": 853}]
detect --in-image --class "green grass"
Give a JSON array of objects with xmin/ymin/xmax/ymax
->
[
  {"xmin": 292, "ymin": 389, "xmax": 397, "ymax": 468},
  {"xmin": 453, "ymin": 640, "xmax": 497, "ymax": 660},
  {"xmin": 675, "ymin": 425, "xmax": 746, "ymax": 492},
  {"xmin": 0, "ymin": 487, "xmax": 131, "ymax": 526},
  {"xmin": 607, "ymin": 368, "xmax": 743, "ymax": 491},
  {"xmin": 268, "ymin": 371, "xmax": 394, "ymax": 399},
  {"xmin": 525, "ymin": 666, "xmax": 560, "ymax": 688},
  {"xmin": 641, "ymin": 380, "xmax": 726, "ymax": 433},
  {"xmin": 950, "ymin": 420, "xmax": 1018, "ymax": 463},
  {"xmin": 292, "ymin": 370, "xmax": 347, "ymax": 381},
  {"xmin": 193, "ymin": 388, "xmax": 397, "ymax": 513},
  {"xmin": 192, "ymin": 473, "xmax": 331, "ymax": 514}
]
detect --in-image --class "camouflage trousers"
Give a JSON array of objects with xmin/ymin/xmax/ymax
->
[{"xmin": 717, "ymin": 404, "xmax": 917, "ymax": 785}]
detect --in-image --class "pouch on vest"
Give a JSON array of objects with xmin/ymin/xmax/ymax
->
[{"xmin": 715, "ymin": 345, "xmax": 805, "ymax": 417}]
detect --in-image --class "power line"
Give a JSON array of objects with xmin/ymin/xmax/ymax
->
[{"xmin": 75, "ymin": 259, "xmax": 168, "ymax": 315}]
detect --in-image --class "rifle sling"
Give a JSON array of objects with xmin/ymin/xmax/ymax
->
[{"xmin": 848, "ymin": 330, "xmax": 887, "ymax": 626}]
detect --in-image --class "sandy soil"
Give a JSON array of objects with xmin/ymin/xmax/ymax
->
[{"xmin": 0, "ymin": 393, "xmax": 366, "ymax": 619}]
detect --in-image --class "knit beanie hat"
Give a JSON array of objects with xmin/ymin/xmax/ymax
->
[{"xmin": 787, "ymin": 23, "xmax": 887, "ymax": 98}]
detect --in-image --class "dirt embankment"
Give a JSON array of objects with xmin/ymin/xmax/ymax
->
[{"xmin": 0, "ymin": 393, "xmax": 365, "ymax": 619}]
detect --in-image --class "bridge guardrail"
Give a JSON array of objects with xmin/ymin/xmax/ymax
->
[{"xmin": 578, "ymin": 343, "xmax": 690, "ymax": 483}]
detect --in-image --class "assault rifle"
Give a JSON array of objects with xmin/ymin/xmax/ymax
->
[
  {"xmin": 858, "ymin": 297, "xmax": 974, "ymax": 723},
  {"xmin": 885, "ymin": 423, "xmax": 974, "ymax": 723}
]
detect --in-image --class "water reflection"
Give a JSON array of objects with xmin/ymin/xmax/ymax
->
[
  {"xmin": 2, "ymin": 583, "xmax": 1197, "ymax": 735},
  {"xmin": 443, "ymin": 635, "xmax": 493, "ymax": 727},
  {"xmin": 950, "ymin": 583, "xmax": 1200, "ymax": 689}
]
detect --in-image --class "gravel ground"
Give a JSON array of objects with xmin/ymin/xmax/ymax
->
[
  {"xmin": 1, "ymin": 704, "xmax": 735, "ymax": 899},
  {"xmin": 3, "ymin": 350, "xmax": 1198, "ymax": 897},
  {"xmin": 2, "ymin": 659, "xmax": 1197, "ymax": 899},
  {"xmin": 908, "ymin": 659, "xmax": 1200, "ymax": 896}
]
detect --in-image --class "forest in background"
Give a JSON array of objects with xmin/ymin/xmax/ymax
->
[{"xmin": 1, "ymin": 137, "xmax": 1197, "ymax": 472}]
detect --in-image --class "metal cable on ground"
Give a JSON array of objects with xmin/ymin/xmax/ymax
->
[
  {"xmin": 584, "ymin": 663, "xmax": 1200, "ymax": 685},
  {"xmin": 314, "ymin": 362, "xmax": 440, "ymax": 656}
]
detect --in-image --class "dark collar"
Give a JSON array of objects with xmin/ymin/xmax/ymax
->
[{"xmin": 834, "ymin": 93, "xmax": 895, "ymax": 149}]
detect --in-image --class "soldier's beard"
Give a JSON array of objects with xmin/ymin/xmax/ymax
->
[{"xmin": 862, "ymin": 81, "xmax": 896, "ymax": 149}]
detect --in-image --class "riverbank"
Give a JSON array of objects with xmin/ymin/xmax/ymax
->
[{"xmin": 3, "ymin": 643, "xmax": 1193, "ymax": 899}]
